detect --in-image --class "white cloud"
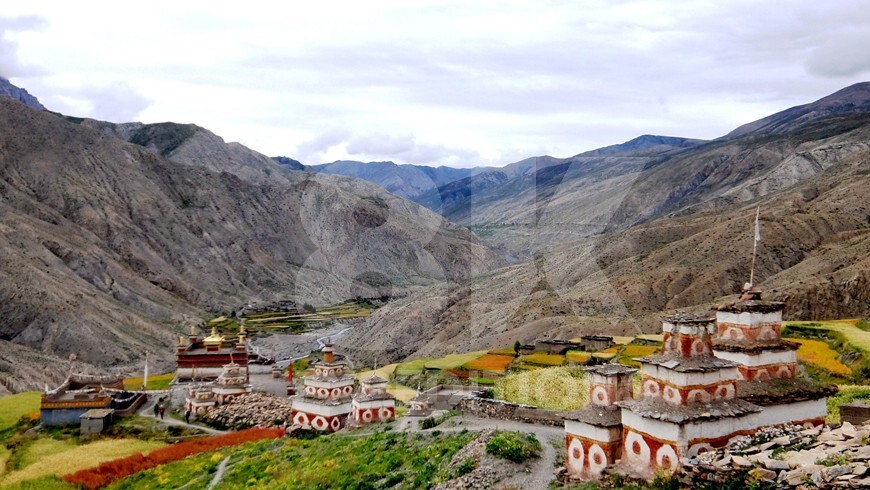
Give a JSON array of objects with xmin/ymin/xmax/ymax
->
[{"xmin": 3, "ymin": 1, "xmax": 870, "ymax": 166}]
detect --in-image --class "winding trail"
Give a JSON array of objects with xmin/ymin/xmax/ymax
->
[
  {"xmin": 137, "ymin": 399, "xmax": 227, "ymax": 435},
  {"xmin": 207, "ymin": 456, "xmax": 231, "ymax": 490}
]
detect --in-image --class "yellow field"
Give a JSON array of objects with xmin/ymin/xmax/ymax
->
[
  {"xmin": 565, "ymin": 351, "xmax": 590, "ymax": 363},
  {"xmin": 0, "ymin": 392, "xmax": 41, "ymax": 432},
  {"xmin": 591, "ymin": 352, "xmax": 617, "ymax": 360},
  {"xmin": 518, "ymin": 353, "xmax": 565, "ymax": 366},
  {"xmin": 394, "ymin": 358, "xmax": 433, "ymax": 376},
  {"xmin": 387, "ymin": 383, "xmax": 418, "ymax": 403},
  {"xmin": 123, "ymin": 372, "xmax": 176, "ymax": 391},
  {"xmin": 495, "ymin": 367, "xmax": 588, "ymax": 411},
  {"xmin": 487, "ymin": 348, "xmax": 518, "ymax": 356},
  {"xmin": 619, "ymin": 345, "xmax": 661, "ymax": 358},
  {"xmin": 636, "ymin": 334, "xmax": 664, "ymax": 342},
  {"xmin": 0, "ymin": 438, "xmax": 165, "ymax": 486},
  {"xmin": 354, "ymin": 363, "xmax": 398, "ymax": 381},
  {"xmin": 786, "ymin": 338, "xmax": 852, "ymax": 375},
  {"xmin": 787, "ymin": 319, "xmax": 870, "ymax": 352}
]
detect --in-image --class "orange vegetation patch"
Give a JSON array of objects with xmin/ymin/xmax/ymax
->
[
  {"xmin": 518, "ymin": 353, "xmax": 565, "ymax": 366},
  {"xmin": 786, "ymin": 338, "xmax": 852, "ymax": 376},
  {"xmin": 63, "ymin": 427, "xmax": 284, "ymax": 490},
  {"xmin": 464, "ymin": 354, "xmax": 516, "ymax": 373}
]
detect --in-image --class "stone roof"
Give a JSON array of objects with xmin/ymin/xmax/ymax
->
[
  {"xmin": 562, "ymin": 405, "xmax": 622, "ymax": 427},
  {"xmin": 354, "ymin": 392, "xmax": 396, "ymax": 402},
  {"xmin": 638, "ymin": 354, "xmax": 739, "ymax": 372},
  {"xmin": 361, "ymin": 374, "xmax": 388, "ymax": 384},
  {"xmin": 618, "ymin": 397, "xmax": 761, "ymax": 423},
  {"xmin": 663, "ymin": 312, "xmax": 714, "ymax": 324},
  {"xmin": 737, "ymin": 378, "xmax": 838, "ymax": 406},
  {"xmin": 714, "ymin": 299, "xmax": 785, "ymax": 314},
  {"xmin": 713, "ymin": 338, "xmax": 799, "ymax": 353},
  {"xmin": 584, "ymin": 364, "xmax": 638, "ymax": 377},
  {"xmin": 80, "ymin": 408, "xmax": 115, "ymax": 419}
]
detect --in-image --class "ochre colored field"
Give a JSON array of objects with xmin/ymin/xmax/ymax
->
[
  {"xmin": 786, "ymin": 338, "xmax": 852, "ymax": 375},
  {"xmin": 464, "ymin": 354, "xmax": 516, "ymax": 373},
  {"xmin": 565, "ymin": 351, "xmax": 590, "ymax": 363},
  {"xmin": 597, "ymin": 346, "xmax": 621, "ymax": 355},
  {"xmin": 0, "ymin": 439, "xmax": 165, "ymax": 486},
  {"xmin": 619, "ymin": 345, "xmax": 661, "ymax": 358},
  {"xmin": 518, "ymin": 353, "xmax": 565, "ymax": 366}
]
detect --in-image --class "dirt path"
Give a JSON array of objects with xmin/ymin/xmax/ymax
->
[
  {"xmin": 207, "ymin": 455, "xmax": 231, "ymax": 489},
  {"xmin": 138, "ymin": 399, "xmax": 227, "ymax": 435}
]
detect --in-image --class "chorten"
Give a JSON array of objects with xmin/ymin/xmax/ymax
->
[
  {"xmin": 212, "ymin": 362, "xmax": 252, "ymax": 404},
  {"xmin": 713, "ymin": 287, "xmax": 834, "ymax": 428},
  {"xmin": 619, "ymin": 313, "xmax": 761, "ymax": 477},
  {"xmin": 563, "ymin": 364, "xmax": 636, "ymax": 479},
  {"xmin": 351, "ymin": 374, "xmax": 396, "ymax": 425},
  {"xmin": 290, "ymin": 344, "xmax": 354, "ymax": 432},
  {"xmin": 712, "ymin": 287, "xmax": 798, "ymax": 380}
]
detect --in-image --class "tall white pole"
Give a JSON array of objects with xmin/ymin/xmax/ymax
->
[
  {"xmin": 143, "ymin": 351, "xmax": 149, "ymax": 390},
  {"xmin": 749, "ymin": 207, "xmax": 761, "ymax": 288}
]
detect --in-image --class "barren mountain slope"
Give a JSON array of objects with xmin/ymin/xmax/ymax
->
[
  {"xmin": 0, "ymin": 99, "xmax": 504, "ymax": 392},
  {"xmin": 340, "ymin": 146, "xmax": 870, "ymax": 364}
]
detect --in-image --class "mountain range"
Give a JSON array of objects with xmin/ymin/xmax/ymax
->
[
  {"xmin": 0, "ymin": 92, "xmax": 503, "ymax": 393},
  {"xmin": 1, "ymin": 79, "xmax": 868, "ymax": 392},
  {"xmin": 338, "ymin": 83, "xmax": 870, "ymax": 364}
]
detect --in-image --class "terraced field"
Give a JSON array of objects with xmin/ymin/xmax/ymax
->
[{"xmin": 786, "ymin": 319, "xmax": 869, "ymax": 352}]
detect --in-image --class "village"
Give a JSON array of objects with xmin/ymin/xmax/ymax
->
[{"xmin": 19, "ymin": 286, "xmax": 869, "ymax": 489}]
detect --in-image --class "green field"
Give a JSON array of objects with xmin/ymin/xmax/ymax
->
[{"xmin": 123, "ymin": 372, "xmax": 175, "ymax": 391}]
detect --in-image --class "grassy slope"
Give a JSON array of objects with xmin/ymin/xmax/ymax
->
[
  {"xmin": 122, "ymin": 373, "xmax": 175, "ymax": 391},
  {"xmin": 108, "ymin": 431, "xmax": 475, "ymax": 490},
  {"xmin": 495, "ymin": 366, "xmax": 589, "ymax": 411},
  {"xmin": 0, "ymin": 393, "xmax": 40, "ymax": 433}
]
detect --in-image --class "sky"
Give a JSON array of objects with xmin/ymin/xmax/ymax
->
[{"xmin": 2, "ymin": 1, "xmax": 870, "ymax": 168}]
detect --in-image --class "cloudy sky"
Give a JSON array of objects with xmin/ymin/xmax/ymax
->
[{"xmin": 2, "ymin": 1, "xmax": 870, "ymax": 167}]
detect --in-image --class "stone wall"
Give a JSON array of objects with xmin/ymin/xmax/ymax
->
[
  {"xmin": 457, "ymin": 397, "xmax": 564, "ymax": 427},
  {"xmin": 841, "ymin": 401, "xmax": 870, "ymax": 426}
]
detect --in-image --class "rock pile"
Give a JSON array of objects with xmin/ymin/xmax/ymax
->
[
  {"xmin": 682, "ymin": 422, "xmax": 870, "ymax": 488},
  {"xmin": 201, "ymin": 393, "xmax": 294, "ymax": 429}
]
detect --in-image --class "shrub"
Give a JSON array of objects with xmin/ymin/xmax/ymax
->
[
  {"xmin": 456, "ymin": 457, "xmax": 476, "ymax": 476},
  {"xmin": 485, "ymin": 431, "xmax": 540, "ymax": 463}
]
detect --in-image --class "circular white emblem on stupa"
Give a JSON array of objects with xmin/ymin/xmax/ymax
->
[
  {"xmin": 312, "ymin": 416, "xmax": 328, "ymax": 430},
  {"xmin": 567, "ymin": 437, "xmax": 584, "ymax": 475},
  {"xmin": 624, "ymin": 431, "xmax": 650, "ymax": 467},
  {"xmin": 587, "ymin": 443, "xmax": 607, "ymax": 476},
  {"xmin": 656, "ymin": 444, "xmax": 678, "ymax": 471}
]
